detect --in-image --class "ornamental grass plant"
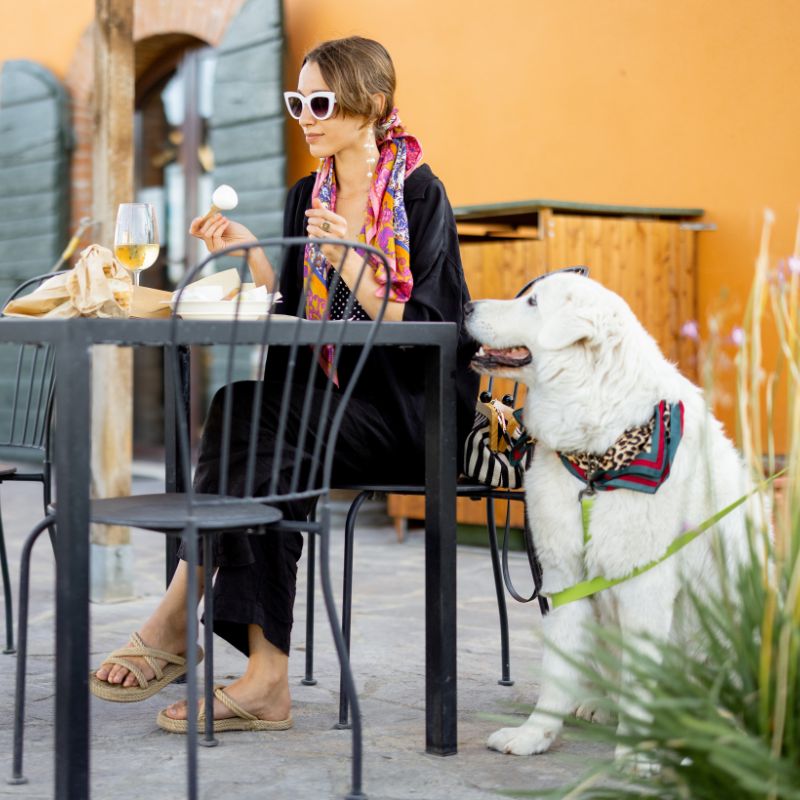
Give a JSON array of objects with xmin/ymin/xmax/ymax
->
[{"xmin": 522, "ymin": 213, "xmax": 800, "ymax": 800}]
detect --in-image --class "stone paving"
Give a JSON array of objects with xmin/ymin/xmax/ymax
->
[{"xmin": 0, "ymin": 465, "xmax": 610, "ymax": 799}]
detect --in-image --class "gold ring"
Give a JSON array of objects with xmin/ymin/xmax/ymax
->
[{"xmin": 321, "ymin": 221, "xmax": 331, "ymax": 232}]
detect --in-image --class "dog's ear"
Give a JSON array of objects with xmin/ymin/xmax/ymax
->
[{"xmin": 537, "ymin": 306, "xmax": 595, "ymax": 350}]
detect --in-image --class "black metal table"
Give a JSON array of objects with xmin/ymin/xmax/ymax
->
[{"xmin": 0, "ymin": 317, "xmax": 458, "ymax": 799}]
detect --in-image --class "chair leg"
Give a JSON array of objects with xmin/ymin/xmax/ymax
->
[
  {"xmin": 485, "ymin": 499, "xmax": 513, "ymax": 686},
  {"xmin": 42, "ymin": 470, "xmax": 56, "ymax": 555},
  {"xmin": 200, "ymin": 535, "xmax": 218, "ymax": 747},
  {"xmin": 318, "ymin": 525, "xmax": 366, "ymax": 800},
  {"xmin": 302, "ymin": 532, "xmax": 317, "ymax": 686},
  {"xmin": 183, "ymin": 525, "xmax": 200, "ymax": 800},
  {"xmin": 337, "ymin": 491, "xmax": 369, "ymax": 728},
  {"xmin": 9, "ymin": 514, "xmax": 55, "ymax": 785},
  {"xmin": 0, "ymin": 503, "xmax": 15, "ymax": 654}
]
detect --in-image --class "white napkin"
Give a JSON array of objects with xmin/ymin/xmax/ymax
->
[
  {"xmin": 239, "ymin": 285, "xmax": 271, "ymax": 302},
  {"xmin": 176, "ymin": 285, "xmax": 226, "ymax": 302}
]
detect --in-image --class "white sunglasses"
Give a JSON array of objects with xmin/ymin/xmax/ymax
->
[{"xmin": 283, "ymin": 91, "xmax": 337, "ymax": 121}]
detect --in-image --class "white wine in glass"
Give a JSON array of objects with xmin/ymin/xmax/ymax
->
[{"xmin": 114, "ymin": 203, "xmax": 159, "ymax": 286}]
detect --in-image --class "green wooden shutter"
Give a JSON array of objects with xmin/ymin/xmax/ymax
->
[
  {"xmin": 206, "ymin": 0, "xmax": 285, "ymax": 402},
  {"xmin": 0, "ymin": 60, "xmax": 72, "ymax": 296},
  {"xmin": 211, "ymin": 0, "xmax": 285, "ymax": 239},
  {"xmin": 0, "ymin": 60, "xmax": 72, "ymax": 457}
]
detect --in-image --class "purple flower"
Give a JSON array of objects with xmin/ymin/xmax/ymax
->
[
  {"xmin": 789, "ymin": 256, "xmax": 800, "ymax": 275},
  {"xmin": 771, "ymin": 260, "xmax": 787, "ymax": 286},
  {"xmin": 731, "ymin": 326, "xmax": 745, "ymax": 347},
  {"xmin": 680, "ymin": 320, "xmax": 700, "ymax": 340}
]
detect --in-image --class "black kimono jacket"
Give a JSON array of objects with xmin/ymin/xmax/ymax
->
[{"xmin": 277, "ymin": 163, "xmax": 479, "ymax": 478}]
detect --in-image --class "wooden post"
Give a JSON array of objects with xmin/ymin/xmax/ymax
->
[{"xmin": 90, "ymin": 0, "xmax": 135, "ymax": 601}]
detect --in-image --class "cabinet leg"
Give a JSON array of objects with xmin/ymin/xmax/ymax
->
[{"xmin": 393, "ymin": 516, "xmax": 407, "ymax": 543}]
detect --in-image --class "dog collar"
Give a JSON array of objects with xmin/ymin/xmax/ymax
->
[{"xmin": 558, "ymin": 400, "xmax": 684, "ymax": 497}]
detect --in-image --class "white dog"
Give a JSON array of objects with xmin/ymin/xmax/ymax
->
[{"xmin": 465, "ymin": 272, "xmax": 757, "ymax": 761}]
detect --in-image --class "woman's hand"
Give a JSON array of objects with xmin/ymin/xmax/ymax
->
[
  {"xmin": 189, "ymin": 213, "xmax": 276, "ymax": 290},
  {"xmin": 305, "ymin": 198, "xmax": 349, "ymax": 268},
  {"xmin": 189, "ymin": 213, "xmax": 255, "ymax": 254}
]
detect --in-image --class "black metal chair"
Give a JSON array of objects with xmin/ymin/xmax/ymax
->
[
  {"xmin": 302, "ymin": 267, "xmax": 590, "ymax": 727},
  {"xmin": 304, "ymin": 422, "xmax": 543, "ymax": 731},
  {"xmin": 0, "ymin": 274, "xmax": 59, "ymax": 655},
  {"xmin": 10, "ymin": 239, "xmax": 389, "ymax": 800}
]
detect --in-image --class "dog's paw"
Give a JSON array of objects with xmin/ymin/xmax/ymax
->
[
  {"xmin": 574, "ymin": 701, "xmax": 615, "ymax": 726},
  {"xmin": 487, "ymin": 724, "xmax": 557, "ymax": 755},
  {"xmin": 614, "ymin": 744, "xmax": 661, "ymax": 776}
]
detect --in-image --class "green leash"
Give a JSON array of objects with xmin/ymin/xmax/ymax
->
[{"xmin": 548, "ymin": 468, "xmax": 786, "ymax": 609}]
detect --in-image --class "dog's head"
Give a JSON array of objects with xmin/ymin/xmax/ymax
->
[{"xmin": 465, "ymin": 270, "xmax": 631, "ymax": 386}]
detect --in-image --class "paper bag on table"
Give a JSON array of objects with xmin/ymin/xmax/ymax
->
[
  {"xmin": 131, "ymin": 285, "xmax": 172, "ymax": 319},
  {"xmin": 3, "ymin": 244, "xmax": 132, "ymax": 318}
]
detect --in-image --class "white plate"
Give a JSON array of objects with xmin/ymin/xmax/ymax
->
[
  {"xmin": 171, "ymin": 299, "xmax": 279, "ymax": 320},
  {"xmin": 177, "ymin": 309, "xmax": 269, "ymax": 321}
]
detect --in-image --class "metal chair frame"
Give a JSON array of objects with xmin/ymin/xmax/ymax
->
[
  {"xmin": 0, "ymin": 274, "xmax": 59, "ymax": 655},
  {"xmin": 10, "ymin": 239, "xmax": 389, "ymax": 800},
  {"xmin": 301, "ymin": 267, "xmax": 591, "ymax": 727},
  {"xmin": 301, "ymin": 453, "xmax": 543, "ymax": 730}
]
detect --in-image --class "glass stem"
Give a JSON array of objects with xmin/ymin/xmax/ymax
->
[{"xmin": 133, "ymin": 270, "xmax": 140, "ymax": 287}]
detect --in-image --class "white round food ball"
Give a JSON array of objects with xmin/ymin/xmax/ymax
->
[{"xmin": 211, "ymin": 184, "xmax": 238, "ymax": 210}]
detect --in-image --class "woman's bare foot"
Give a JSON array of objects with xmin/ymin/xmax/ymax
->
[
  {"xmin": 94, "ymin": 560, "xmax": 203, "ymax": 689},
  {"xmin": 163, "ymin": 672, "xmax": 291, "ymax": 723},
  {"xmin": 163, "ymin": 624, "xmax": 291, "ymax": 722},
  {"xmin": 94, "ymin": 613, "xmax": 189, "ymax": 688}
]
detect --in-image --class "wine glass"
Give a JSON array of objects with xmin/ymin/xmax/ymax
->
[{"xmin": 114, "ymin": 203, "xmax": 160, "ymax": 287}]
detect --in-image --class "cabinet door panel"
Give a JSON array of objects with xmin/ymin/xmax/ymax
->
[{"xmin": 546, "ymin": 213, "xmax": 697, "ymax": 376}]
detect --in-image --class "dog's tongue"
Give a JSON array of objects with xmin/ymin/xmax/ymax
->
[
  {"xmin": 472, "ymin": 345, "xmax": 532, "ymax": 368},
  {"xmin": 482, "ymin": 346, "xmax": 530, "ymax": 360}
]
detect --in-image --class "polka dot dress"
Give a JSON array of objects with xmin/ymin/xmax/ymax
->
[{"xmin": 327, "ymin": 267, "xmax": 369, "ymax": 321}]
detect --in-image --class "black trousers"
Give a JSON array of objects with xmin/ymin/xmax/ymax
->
[{"xmin": 182, "ymin": 380, "xmax": 423, "ymax": 657}]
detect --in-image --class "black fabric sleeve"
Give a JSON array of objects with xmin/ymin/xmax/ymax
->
[
  {"xmin": 396, "ymin": 168, "xmax": 480, "ymax": 460},
  {"xmin": 402, "ymin": 176, "xmax": 464, "ymax": 325},
  {"xmin": 276, "ymin": 175, "xmax": 315, "ymax": 316}
]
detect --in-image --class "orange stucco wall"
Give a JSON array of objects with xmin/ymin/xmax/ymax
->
[
  {"xmin": 283, "ymin": 0, "xmax": 800, "ymax": 445},
  {"xmin": 2, "ymin": 0, "xmax": 798, "ymax": 444},
  {"xmin": 0, "ymin": 0, "xmax": 94, "ymax": 77}
]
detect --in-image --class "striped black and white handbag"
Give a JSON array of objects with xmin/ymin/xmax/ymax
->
[{"xmin": 463, "ymin": 393, "xmax": 533, "ymax": 488}]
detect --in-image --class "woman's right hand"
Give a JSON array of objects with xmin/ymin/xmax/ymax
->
[
  {"xmin": 189, "ymin": 213, "xmax": 255, "ymax": 253},
  {"xmin": 189, "ymin": 213, "xmax": 276, "ymax": 290}
]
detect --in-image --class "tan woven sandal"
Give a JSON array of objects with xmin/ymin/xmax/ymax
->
[
  {"xmin": 156, "ymin": 684, "xmax": 293, "ymax": 733},
  {"xmin": 89, "ymin": 631, "xmax": 204, "ymax": 703}
]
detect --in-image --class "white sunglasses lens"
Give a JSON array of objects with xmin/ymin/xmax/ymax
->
[
  {"xmin": 286, "ymin": 95, "xmax": 303, "ymax": 118},
  {"xmin": 309, "ymin": 95, "xmax": 333, "ymax": 119}
]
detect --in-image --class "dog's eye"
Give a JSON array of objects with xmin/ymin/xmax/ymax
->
[{"xmin": 528, "ymin": 294, "xmax": 537, "ymax": 307}]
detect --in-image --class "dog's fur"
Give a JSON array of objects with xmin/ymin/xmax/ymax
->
[{"xmin": 465, "ymin": 274, "xmax": 758, "ymax": 761}]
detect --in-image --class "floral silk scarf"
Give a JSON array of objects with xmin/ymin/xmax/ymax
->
[{"xmin": 303, "ymin": 109, "xmax": 423, "ymax": 381}]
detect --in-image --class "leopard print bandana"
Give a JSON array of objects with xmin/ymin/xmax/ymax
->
[{"xmin": 558, "ymin": 401, "xmax": 684, "ymax": 496}]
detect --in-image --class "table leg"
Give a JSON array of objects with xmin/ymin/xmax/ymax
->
[
  {"xmin": 423, "ymin": 338, "xmax": 458, "ymax": 755},
  {"xmin": 54, "ymin": 328, "xmax": 92, "ymax": 799},
  {"xmin": 164, "ymin": 345, "xmax": 191, "ymax": 585}
]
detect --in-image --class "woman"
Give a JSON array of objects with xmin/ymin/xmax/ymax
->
[{"xmin": 91, "ymin": 36, "xmax": 478, "ymax": 729}]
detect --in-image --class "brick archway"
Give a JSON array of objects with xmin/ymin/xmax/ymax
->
[{"xmin": 64, "ymin": 0, "xmax": 248, "ymax": 236}]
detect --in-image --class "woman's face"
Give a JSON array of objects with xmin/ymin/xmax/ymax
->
[{"xmin": 295, "ymin": 61, "xmax": 370, "ymax": 159}]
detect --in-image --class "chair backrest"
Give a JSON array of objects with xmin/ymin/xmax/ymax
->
[
  {"xmin": 0, "ymin": 274, "xmax": 60, "ymax": 455},
  {"xmin": 170, "ymin": 237, "xmax": 390, "ymax": 509}
]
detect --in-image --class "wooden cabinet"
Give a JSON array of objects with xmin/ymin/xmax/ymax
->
[{"xmin": 388, "ymin": 199, "xmax": 706, "ymax": 534}]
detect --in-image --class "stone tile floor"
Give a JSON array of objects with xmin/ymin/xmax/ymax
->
[{"xmin": 0, "ymin": 465, "xmax": 610, "ymax": 799}]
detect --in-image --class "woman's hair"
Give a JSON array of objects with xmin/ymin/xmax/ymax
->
[{"xmin": 303, "ymin": 36, "xmax": 395, "ymax": 132}]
